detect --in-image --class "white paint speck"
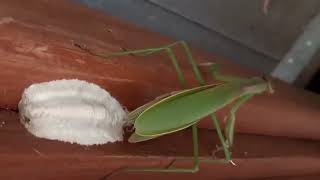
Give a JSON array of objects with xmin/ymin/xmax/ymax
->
[
  {"xmin": 287, "ymin": 58, "xmax": 294, "ymax": 64},
  {"xmin": 230, "ymin": 160, "xmax": 237, "ymax": 166},
  {"xmin": 0, "ymin": 17, "xmax": 14, "ymax": 25},
  {"xmin": 306, "ymin": 41, "xmax": 313, "ymax": 46},
  {"xmin": 75, "ymin": 58, "xmax": 86, "ymax": 64},
  {"xmin": 198, "ymin": 62, "xmax": 214, "ymax": 67},
  {"xmin": 33, "ymin": 45, "xmax": 48, "ymax": 53},
  {"xmin": 15, "ymin": 43, "xmax": 53, "ymax": 59}
]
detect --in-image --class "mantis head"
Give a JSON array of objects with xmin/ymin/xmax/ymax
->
[
  {"xmin": 262, "ymin": 76, "xmax": 274, "ymax": 94},
  {"xmin": 243, "ymin": 76, "xmax": 274, "ymax": 95}
]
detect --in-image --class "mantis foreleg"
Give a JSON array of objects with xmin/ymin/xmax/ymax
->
[
  {"xmin": 198, "ymin": 62, "xmax": 248, "ymax": 83},
  {"xmin": 126, "ymin": 124, "xmax": 200, "ymax": 173},
  {"xmin": 225, "ymin": 94, "xmax": 253, "ymax": 146},
  {"xmin": 210, "ymin": 114, "xmax": 232, "ymax": 161},
  {"xmin": 101, "ymin": 125, "xmax": 201, "ymax": 180},
  {"xmin": 210, "ymin": 94, "xmax": 254, "ymax": 162}
]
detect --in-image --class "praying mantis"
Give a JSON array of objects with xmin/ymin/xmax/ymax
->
[{"xmin": 76, "ymin": 41, "xmax": 273, "ymax": 179}]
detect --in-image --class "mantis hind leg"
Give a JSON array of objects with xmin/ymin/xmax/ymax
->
[
  {"xmin": 127, "ymin": 125, "xmax": 201, "ymax": 173},
  {"xmin": 225, "ymin": 94, "xmax": 253, "ymax": 146},
  {"xmin": 83, "ymin": 40, "xmax": 206, "ymax": 88},
  {"xmin": 101, "ymin": 124, "xmax": 200, "ymax": 180},
  {"xmin": 210, "ymin": 94, "xmax": 253, "ymax": 164}
]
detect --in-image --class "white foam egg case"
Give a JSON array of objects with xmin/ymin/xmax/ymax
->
[{"xmin": 18, "ymin": 79, "xmax": 128, "ymax": 145}]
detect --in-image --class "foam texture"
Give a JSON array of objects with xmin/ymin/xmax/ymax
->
[{"xmin": 19, "ymin": 79, "xmax": 127, "ymax": 145}]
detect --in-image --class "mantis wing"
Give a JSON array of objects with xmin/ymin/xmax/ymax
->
[
  {"xmin": 128, "ymin": 84, "xmax": 221, "ymax": 123},
  {"xmin": 128, "ymin": 132, "xmax": 160, "ymax": 143},
  {"xmin": 128, "ymin": 120, "xmax": 199, "ymax": 143},
  {"xmin": 128, "ymin": 84, "xmax": 220, "ymax": 142},
  {"xmin": 134, "ymin": 80, "xmax": 262, "ymax": 137},
  {"xmin": 128, "ymin": 91, "xmax": 181, "ymax": 123}
]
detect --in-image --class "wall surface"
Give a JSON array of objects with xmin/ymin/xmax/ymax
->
[{"xmin": 78, "ymin": 0, "xmax": 320, "ymax": 75}]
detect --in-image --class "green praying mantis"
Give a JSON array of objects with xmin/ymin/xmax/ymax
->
[{"xmin": 76, "ymin": 41, "xmax": 273, "ymax": 179}]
